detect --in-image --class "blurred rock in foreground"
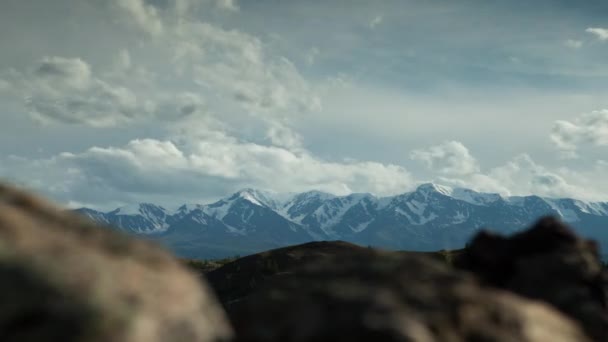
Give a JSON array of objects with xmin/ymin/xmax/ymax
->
[
  {"xmin": 0, "ymin": 183, "xmax": 232, "ymax": 342},
  {"xmin": 229, "ymin": 251, "xmax": 589, "ymax": 341},
  {"xmin": 456, "ymin": 216, "xmax": 608, "ymax": 341}
]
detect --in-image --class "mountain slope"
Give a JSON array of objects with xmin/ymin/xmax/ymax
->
[{"xmin": 75, "ymin": 184, "xmax": 608, "ymax": 258}]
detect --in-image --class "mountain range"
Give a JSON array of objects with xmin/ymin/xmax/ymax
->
[{"xmin": 75, "ymin": 183, "xmax": 608, "ymax": 259}]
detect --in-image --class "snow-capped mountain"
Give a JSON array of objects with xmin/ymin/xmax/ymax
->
[{"xmin": 75, "ymin": 184, "xmax": 608, "ymax": 259}]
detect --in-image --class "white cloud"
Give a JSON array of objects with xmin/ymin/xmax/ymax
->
[
  {"xmin": 215, "ymin": 0, "xmax": 239, "ymax": 11},
  {"xmin": 1, "ymin": 55, "xmax": 217, "ymax": 127},
  {"xmin": 586, "ymin": 27, "xmax": 608, "ymax": 41},
  {"xmin": 10, "ymin": 137, "xmax": 608, "ymax": 208},
  {"xmin": 436, "ymin": 154, "xmax": 602, "ymax": 201},
  {"xmin": 2, "ymin": 131, "xmax": 414, "ymax": 208},
  {"xmin": 483, "ymin": 154, "xmax": 587, "ymax": 199},
  {"xmin": 409, "ymin": 140, "xmax": 606, "ymax": 201},
  {"xmin": 551, "ymin": 110, "xmax": 608, "ymax": 156},
  {"xmin": 4, "ymin": 0, "xmax": 608, "ymax": 207},
  {"xmin": 369, "ymin": 15, "xmax": 383, "ymax": 29},
  {"xmin": 107, "ymin": 0, "xmax": 321, "ymax": 122},
  {"xmin": 564, "ymin": 39, "xmax": 583, "ymax": 49},
  {"xmin": 5, "ymin": 57, "xmax": 144, "ymax": 127},
  {"xmin": 410, "ymin": 141, "xmax": 480, "ymax": 176},
  {"xmin": 2, "ymin": 0, "xmax": 321, "ymax": 130},
  {"xmin": 112, "ymin": 0, "xmax": 164, "ymax": 36},
  {"xmin": 34, "ymin": 57, "xmax": 92, "ymax": 89},
  {"xmin": 265, "ymin": 121, "xmax": 303, "ymax": 149},
  {"xmin": 171, "ymin": 21, "xmax": 321, "ymax": 116}
]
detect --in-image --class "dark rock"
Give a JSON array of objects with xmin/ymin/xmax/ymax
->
[
  {"xmin": 456, "ymin": 216, "xmax": 608, "ymax": 341},
  {"xmin": 204, "ymin": 241, "xmax": 462, "ymax": 311},
  {"xmin": 205, "ymin": 241, "xmax": 376, "ymax": 309},
  {"xmin": 230, "ymin": 251, "xmax": 588, "ymax": 341},
  {"xmin": 0, "ymin": 183, "xmax": 232, "ymax": 342}
]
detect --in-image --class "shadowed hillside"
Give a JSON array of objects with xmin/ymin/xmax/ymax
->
[{"xmin": 195, "ymin": 241, "xmax": 462, "ymax": 308}]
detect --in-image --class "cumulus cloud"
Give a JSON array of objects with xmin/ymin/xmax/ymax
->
[
  {"xmin": 0, "ymin": 55, "xmax": 219, "ymax": 127},
  {"xmin": 484, "ymin": 154, "xmax": 587, "ymax": 199},
  {"xmin": 112, "ymin": 0, "xmax": 164, "ymax": 35},
  {"xmin": 265, "ymin": 121, "xmax": 303, "ymax": 149},
  {"xmin": 3, "ymin": 57, "xmax": 145, "ymax": 127},
  {"xmin": 108, "ymin": 0, "xmax": 321, "ymax": 121},
  {"xmin": 409, "ymin": 140, "xmax": 605, "ymax": 201},
  {"xmin": 171, "ymin": 21, "xmax": 321, "ymax": 115},
  {"xmin": 551, "ymin": 110, "xmax": 608, "ymax": 156},
  {"xmin": 215, "ymin": 0, "xmax": 239, "ymax": 11},
  {"xmin": 5, "ymin": 0, "xmax": 607, "ymax": 208},
  {"xmin": 438, "ymin": 155, "xmax": 596, "ymax": 200},
  {"xmin": 2, "ymin": 0, "xmax": 321, "ymax": 131},
  {"xmin": 586, "ymin": 27, "xmax": 608, "ymax": 41},
  {"xmin": 5, "ymin": 134, "xmax": 608, "ymax": 208},
  {"xmin": 2, "ymin": 132, "xmax": 414, "ymax": 208},
  {"xmin": 410, "ymin": 141, "xmax": 480, "ymax": 176}
]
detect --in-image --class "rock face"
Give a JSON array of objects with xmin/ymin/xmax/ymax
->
[
  {"xmin": 230, "ymin": 251, "xmax": 589, "ymax": 342},
  {"xmin": 0, "ymin": 184, "xmax": 232, "ymax": 342},
  {"xmin": 456, "ymin": 216, "xmax": 608, "ymax": 341}
]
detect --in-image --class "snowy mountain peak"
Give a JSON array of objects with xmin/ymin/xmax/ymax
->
[
  {"xmin": 415, "ymin": 183, "xmax": 454, "ymax": 197},
  {"xmin": 230, "ymin": 188, "xmax": 294, "ymax": 209},
  {"xmin": 175, "ymin": 204, "xmax": 204, "ymax": 213},
  {"xmin": 412, "ymin": 184, "xmax": 504, "ymax": 206},
  {"xmin": 450, "ymin": 188, "xmax": 503, "ymax": 206},
  {"xmin": 296, "ymin": 190, "xmax": 336, "ymax": 201},
  {"xmin": 75, "ymin": 186, "xmax": 608, "ymax": 259},
  {"xmin": 113, "ymin": 203, "xmax": 166, "ymax": 216},
  {"xmin": 235, "ymin": 189, "xmax": 265, "ymax": 207}
]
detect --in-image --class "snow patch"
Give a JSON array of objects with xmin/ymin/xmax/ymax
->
[
  {"xmin": 352, "ymin": 220, "xmax": 373, "ymax": 233},
  {"xmin": 407, "ymin": 200, "xmax": 427, "ymax": 217},
  {"xmin": 450, "ymin": 188, "xmax": 502, "ymax": 206},
  {"xmin": 203, "ymin": 200, "xmax": 234, "ymax": 221},
  {"xmin": 312, "ymin": 195, "xmax": 369, "ymax": 233},
  {"xmin": 452, "ymin": 211, "xmax": 468, "ymax": 224},
  {"xmin": 544, "ymin": 199, "xmax": 580, "ymax": 222},
  {"xmin": 115, "ymin": 204, "xmax": 145, "ymax": 216}
]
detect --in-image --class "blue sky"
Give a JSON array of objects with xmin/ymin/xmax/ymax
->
[{"xmin": 1, "ymin": 0, "xmax": 608, "ymax": 209}]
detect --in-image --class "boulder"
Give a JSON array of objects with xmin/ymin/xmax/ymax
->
[
  {"xmin": 230, "ymin": 252, "xmax": 589, "ymax": 342},
  {"xmin": 0, "ymin": 184, "xmax": 232, "ymax": 342},
  {"xmin": 456, "ymin": 216, "xmax": 608, "ymax": 341}
]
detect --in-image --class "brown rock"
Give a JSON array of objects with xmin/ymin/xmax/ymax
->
[
  {"xmin": 231, "ymin": 252, "xmax": 589, "ymax": 342},
  {"xmin": 456, "ymin": 216, "xmax": 608, "ymax": 341},
  {"xmin": 0, "ymin": 183, "xmax": 233, "ymax": 342}
]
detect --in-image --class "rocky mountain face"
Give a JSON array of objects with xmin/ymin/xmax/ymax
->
[{"xmin": 76, "ymin": 184, "xmax": 608, "ymax": 259}]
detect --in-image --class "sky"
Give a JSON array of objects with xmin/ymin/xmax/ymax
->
[{"xmin": 1, "ymin": 0, "xmax": 608, "ymax": 209}]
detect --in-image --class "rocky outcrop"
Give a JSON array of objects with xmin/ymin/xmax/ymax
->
[
  {"xmin": 229, "ymin": 252, "xmax": 589, "ymax": 341},
  {"xmin": 205, "ymin": 241, "xmax": 377, "ymax": 309},
  {"xmin": 0, "ymin": 184, "xmax": 232, "ymax": 342},
  {"xmin": 456, "ymin": 216, "xmax": 608, "ymax": 341}
]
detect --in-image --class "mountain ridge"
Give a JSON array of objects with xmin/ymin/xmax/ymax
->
[{"xmin": 75, "ymin": 183, "xmax": 608, "ymax": 259}]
